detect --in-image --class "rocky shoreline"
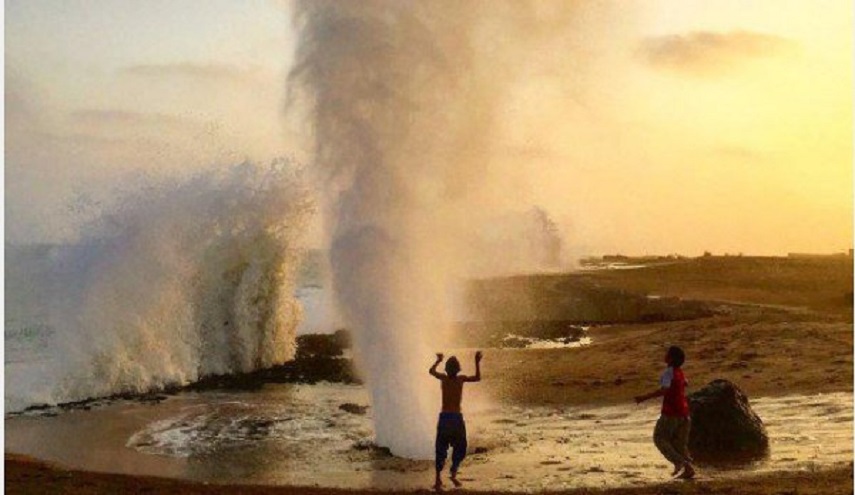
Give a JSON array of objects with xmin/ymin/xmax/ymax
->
[{"xmin": 10, "ymin": 332, "xmax": 360, "ymax": 418}]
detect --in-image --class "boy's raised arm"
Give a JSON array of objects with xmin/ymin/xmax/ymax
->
[
  {"xmin": 464, "ymin": 351, "xmax": 483, "ymax": 382},
  {"xmin": 429, "ymin": 353, "xmax": 445, "ymax": 379}
]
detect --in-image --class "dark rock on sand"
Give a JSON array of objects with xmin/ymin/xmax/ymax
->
[
  {"xmin": 339, "ymin": 403, "xmax": 369, "ymax": 415},
  {"xmin": 352, "ymin": 439, "xmax": 393, "ymax": 457},
  {"xmin": 295, "ymin": 329, "xmax": 352, "ymax": 359},
  {"xmin": 688, "ymin": 379, "xmax": 769, "ymax": 463},
  {"xmin": 186, "ymin": 356, "xmax": 359, "ymax": 392},
  {"xmin": 187, "ymin": 332, "xmax": 358, "ymax": 391},
  {"xmin": 15, "ymin": 392, "xmax": 171, "ymax": 417}
]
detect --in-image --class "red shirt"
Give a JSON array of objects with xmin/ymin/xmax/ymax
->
[{"xmin": 660, "ymin": 366, "xmax": 690, "ymax": 417}]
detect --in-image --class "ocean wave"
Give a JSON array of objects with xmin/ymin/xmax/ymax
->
[{"xmin": 5, "ymin": 160, "xmax": 313, "ymax": 412}]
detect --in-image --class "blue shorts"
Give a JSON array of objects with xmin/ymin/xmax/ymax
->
[{"xmin": 435, "ymin": 412, "xmax": 467, "ymax": 472}]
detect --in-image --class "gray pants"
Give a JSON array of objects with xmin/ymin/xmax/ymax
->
[{"xmin": 653, "ymin": 415, "xmax": 692, "ymax": 466}]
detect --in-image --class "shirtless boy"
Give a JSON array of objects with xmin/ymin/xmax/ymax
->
[{"xmin": 429, "ymin": 351, "xmax": 482, "ymax": 490}]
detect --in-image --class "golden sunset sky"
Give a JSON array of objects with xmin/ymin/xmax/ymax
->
[{"xmin": 5, "ymin": 1, "xmax": 852, "ymax": 256}]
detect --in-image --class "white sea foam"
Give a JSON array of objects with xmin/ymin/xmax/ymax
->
[{"xmin": 5, "ymin": 161, "xmax": 313, "ymax": 412}]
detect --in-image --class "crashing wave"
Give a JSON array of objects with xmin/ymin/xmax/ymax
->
[{"xmin": 5, "ymin": 160, "xmax": 313, "ymax": 411}]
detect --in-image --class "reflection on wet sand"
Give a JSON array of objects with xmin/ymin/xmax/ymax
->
[{"xmin": 5, "ymin": 384, "xmax": 852, "ymax": 491}]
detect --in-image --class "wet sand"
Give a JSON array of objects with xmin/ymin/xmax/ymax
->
[
  {"xmin": 5, "ymin": 383, "xmax": 852, "ymax": 491},
  {"xmin": 5, "ymin": 454, "xmax": 853, "ymax": 495}
]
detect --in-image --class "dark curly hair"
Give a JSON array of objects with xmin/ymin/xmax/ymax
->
[{"xmin": 667, "ymin": 346, "xmax": 686, "ymax": 368}]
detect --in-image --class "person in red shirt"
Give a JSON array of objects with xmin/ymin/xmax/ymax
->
[{"xmin": 634, "ymin": 345, "xmax": 696, "ymax": 480}]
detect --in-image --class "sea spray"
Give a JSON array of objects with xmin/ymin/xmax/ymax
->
[
  {"xmin": 289, "ymin": 2, "xmax": 571, "ymax": 458},
  {"xmin": 5, "ymin": 161, "xmax": 313, "ymax": 411}
]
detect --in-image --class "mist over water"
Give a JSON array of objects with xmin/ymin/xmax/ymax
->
[
  {"xmin": 290, "ymin": 2, "xmax": 570, "ymax": 458},
  {"xmin": 5, "ymin": 162, "xmax": 312, "ymax": 411}
]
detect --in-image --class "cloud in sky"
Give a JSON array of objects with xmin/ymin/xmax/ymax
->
[{"xmin": 638, "ymin": 30, "xmax": 797, "ymax": 75}]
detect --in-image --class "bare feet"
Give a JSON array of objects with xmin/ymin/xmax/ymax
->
[
  {"xmin": 670, "ymin": 464, "xmax": 683, "ymax": 477},
  {"xmin": 450, "ymin": 472, "xmax": 463, "ymax": 488},
  {"xmin": 677, "ymin": 464, "xmax": 696, "ymax": 480}
]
